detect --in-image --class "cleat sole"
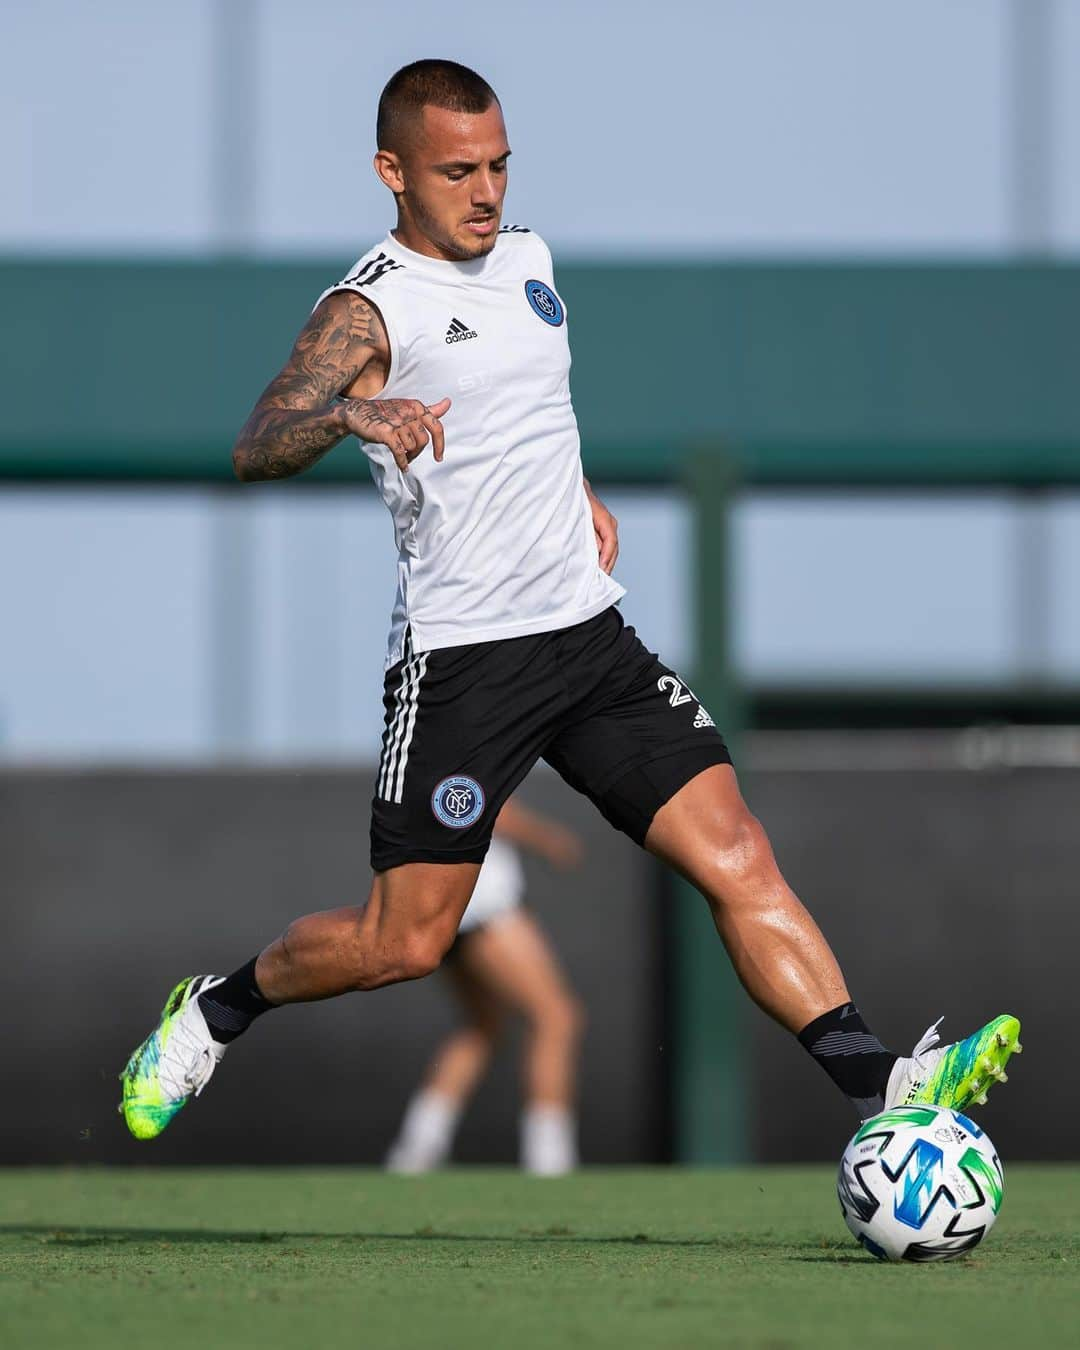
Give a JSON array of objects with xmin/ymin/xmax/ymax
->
[{"xmin": 955, "ymin": 1015, "xmax": 1021, "ymax": 1110}]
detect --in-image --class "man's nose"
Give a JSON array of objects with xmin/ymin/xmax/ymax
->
[{"xmin": 472, "ymin": 171, "xmax": 497, "ymax": 204}]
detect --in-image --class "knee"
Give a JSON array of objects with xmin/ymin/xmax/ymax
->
[
  {"xmin": 470, "ymin": 1006, "xmax": 505, "ymax": 1043},
  {"xmin": 463, "ymin": 1012, "xmax": 503, "ymax": 1047},
  {"xmin": 351, "ymin": 922, "xmax": 454, "ymax": 990},
  {"xmin": 703, "ymin": 809, "xmax": 777, "ymax": 895},
  {"xmin": 539, "ymin": 991, "xmax": 587, "ymax": 1043},
  {"xmin": 397, "ymin": 929, "xmax": 451, "ymax": 981},
  {"xmin": 391, "ymin": 924, "xmax": 456, "ymax": 983}
]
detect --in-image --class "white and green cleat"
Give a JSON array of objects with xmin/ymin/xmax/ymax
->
[
  {"xmin": 884, "ymin": 1013, "xmax": 1021, "ymax": 1113},
  {"xmin": 119, "ymin": 975, "xmax": 227, "ymax": 1140}
]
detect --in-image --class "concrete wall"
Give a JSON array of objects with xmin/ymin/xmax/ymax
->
[
  {"xmin": 1, "ymin": 768, "xmax": 664, "ymax": 1166},
  {"xmin": 3, "ymin": 760, "xmax": 1072, "ymax": 1164},
  {"xmin": 740, "ymin": 764, "xmax": 1075, "ymax": 1165}
]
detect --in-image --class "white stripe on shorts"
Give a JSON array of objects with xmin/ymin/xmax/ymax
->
[
  {"xmin": 377, "ymin": 631, "xmax": 412, "ymax": 799},
  {"xmin": 378, "ymin": 632, "xmax": 426, "ymax": 802},
  {"xmin": 391, "ymin": 651, "xmax": 428, "ymax": 804}
]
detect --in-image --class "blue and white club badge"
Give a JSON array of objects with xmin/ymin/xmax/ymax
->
[
  {"xmin": 431, "ymin": 775, "xmax": 486, "ymax": 829},
  {"xmin": 524, "ymin": 279, "xmax": 565, "ymax": 327}
]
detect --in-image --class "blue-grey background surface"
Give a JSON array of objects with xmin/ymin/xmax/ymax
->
[{"xmin": 6, "ymin": 0, "xmax": 1080, "ymax": 258}]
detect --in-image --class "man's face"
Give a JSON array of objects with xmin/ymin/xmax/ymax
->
[{"xmin": 379, "ymin": 103, "xmax": 511, "ymax": 261}]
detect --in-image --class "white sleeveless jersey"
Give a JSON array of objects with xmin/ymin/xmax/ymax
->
[{"xmin": 317, "ymin": 226, "xmax": 625, "ymax": 666}]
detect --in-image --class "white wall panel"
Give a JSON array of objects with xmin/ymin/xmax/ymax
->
[
  {"xmin": 3, "ymin": 486, "xmax": 1079, "ymax": 762},
  {"xmin": 734, "ymin": 493, "xmax": 1019, "ymax": 683},
  {"xmin": 256, "ymin": 0, "xmax": 1011, "ymax": 257},
  {"xmin": 0, "ymin": 0, "xmax": 1030, "ymax": 257},
  {"xmin": 604, "ymin": 492, "xmax": 692, "ymax": 673},
  {"xmin": 0, "ymin": 490, "xmax": 212, "ymax": 754},
  {"xmin": 0, "ymin": 0, "xmax": 215, "ymax": 251},
  {"xmin": 249, "ymin": 488, "xmax": 399, "ymax": 758}
]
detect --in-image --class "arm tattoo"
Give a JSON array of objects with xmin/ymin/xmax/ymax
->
[{"xmin": 233, "ymin": 292, "xmax": 386, "ymax": 481}]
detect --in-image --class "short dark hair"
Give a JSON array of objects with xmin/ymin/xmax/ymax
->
[{"xmin": 377, "ymin": 59, "xmax": 498, "ymax": 153}]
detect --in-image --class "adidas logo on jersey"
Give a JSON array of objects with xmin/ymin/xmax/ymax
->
[
  {"xmin": 693, "ymin": 705, "xmax": 716, "ymax": 729},
  {"xmin": 445, "ymin": 317, "xmax": 478, "ymax": 344}
]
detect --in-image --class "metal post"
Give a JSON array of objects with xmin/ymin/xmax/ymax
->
[
  {"xmin": 1008, "ymin": 0, "xmax": 1054, "ymax": 255},
  {"xmin": 672, "ymin": 451, "xmax": 748, "ymax": 1164},
  {"xmin": 1012, "ymin": 488, "xmax": 1052, "ymax": 685},
  {"xmin": 208, "ymin": 1, "xmax": 259, "ymax": 755},
  {"xmin": 211, "ymin": 0, "xmax": 258, "ymax": 253},
  {"xmin": 209, "ymin": 490, "xmax": 257, "ymax": 755}
]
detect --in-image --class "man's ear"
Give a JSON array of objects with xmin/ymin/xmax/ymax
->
[{"xmin": 374, "ymin": 149, "xmax": 405, "ymax": 194}]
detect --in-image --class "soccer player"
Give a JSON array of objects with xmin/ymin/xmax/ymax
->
[
  {"xmin": 385, "ymin": 796, "xmax": 585, "ymax": 1175},
  {"xmin": 121, "ymin": 60, "xmax": 1020, "ymax": 1142}
]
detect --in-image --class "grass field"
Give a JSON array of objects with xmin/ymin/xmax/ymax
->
[{"xmin": 2, "ymin": 1167, "xmax": 1077, "ymax": 1349}]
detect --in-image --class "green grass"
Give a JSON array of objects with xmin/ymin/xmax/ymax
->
[{"xmin": 1, "ymin": 1167, "xmax": 1078, "ymax": 1349}]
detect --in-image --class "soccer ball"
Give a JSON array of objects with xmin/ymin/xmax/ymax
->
[{"xmin": 837, "ymin": 1105, "xmax": 1003, "ymax": 1262}]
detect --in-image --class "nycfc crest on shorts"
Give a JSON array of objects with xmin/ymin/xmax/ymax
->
[{"xmin": 431, "ymin": 775, "xmax": 486, "ymax": 829}]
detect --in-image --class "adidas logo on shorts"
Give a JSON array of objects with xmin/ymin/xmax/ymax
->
[{"xmin": 445, "ymin": 317, "xmax": 478, "ymax": 344}]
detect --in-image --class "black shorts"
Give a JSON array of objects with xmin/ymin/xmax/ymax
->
[{"xmin": 370, "ymin": 606, "xmax": 731, "ymax": 872}]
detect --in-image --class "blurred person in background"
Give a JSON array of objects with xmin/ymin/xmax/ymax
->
[{"xmin": 386, "ymin": 796, "xmax": 585, "ymax": 1175}]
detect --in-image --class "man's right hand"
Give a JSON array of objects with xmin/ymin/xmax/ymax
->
[{"xmin": 342, "ymin": 397, "xmax": 452, "ymax": 473}]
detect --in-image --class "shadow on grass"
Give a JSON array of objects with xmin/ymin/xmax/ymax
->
[
  {"xmin": 0, "ymin": 1224, "xmax": 866, "ymax": 1258},
  {"xmin": 789, "ymin": 1254, "xmax": 876, "ymax": 1265}
]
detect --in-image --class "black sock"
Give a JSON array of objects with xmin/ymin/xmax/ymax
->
[
  {"xmin": 797, "ymin": 1002, "xmax": 897, "ymax": 1119},
  {"xmin": 198, "ymin": 957, "xmax": 275, "ymax": 1044}
]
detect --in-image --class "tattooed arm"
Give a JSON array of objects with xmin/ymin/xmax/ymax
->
[{"xmin": 233, "ymin": 290, "xmax": 451, "ymax": 480}]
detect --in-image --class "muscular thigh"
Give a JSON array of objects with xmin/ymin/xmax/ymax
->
[
  {"xmin": 364, "ymin": 860, "xmax": 481, "ymax": 948},
  {"xmin": 643, "ymin": 763, "xmax": 780, "ymax": 894},
  {"xmin": 543, "ymin": 609, "xmax": 732, "ymax": 847}
]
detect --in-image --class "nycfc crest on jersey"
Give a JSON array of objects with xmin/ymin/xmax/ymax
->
[
  {"xmin": 524, "ymin": 279, "xmax": 564, "ymax": 326},
  {"xmin": 316, "ymin": 226, "xmax": 624, "ymax": 667}
]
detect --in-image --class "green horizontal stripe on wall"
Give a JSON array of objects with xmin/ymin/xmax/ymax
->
[{"xmin": 2, "ymin": 259, "xmax": 1079, "ymax": 483}]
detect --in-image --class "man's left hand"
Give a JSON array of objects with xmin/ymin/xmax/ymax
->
[{"xmin": 585, "ymin": 480, "xmax": 618, "ymax": 575}]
